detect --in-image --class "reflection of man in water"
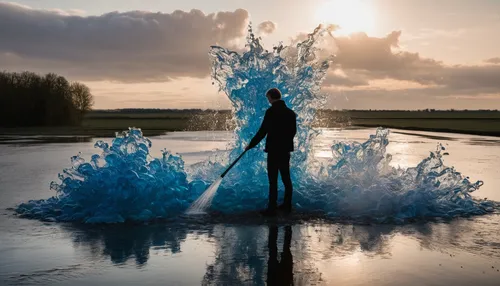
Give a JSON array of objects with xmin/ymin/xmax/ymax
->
[
  {"xmin": 246, "ymin": 88, "xmax": 297, "ymax": 216},
  {"xmin": 267, "ymin": 225, "xmax": 294, "ymax": 285}
]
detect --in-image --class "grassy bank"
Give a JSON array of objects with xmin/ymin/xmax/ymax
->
[
  {"xmin": 343, "ymin": 110, "xmax": 500, "ymax": 137},
  {"xmin": 0, "ymin": 126, "xmax": 167, "ymax": 137},
  {"xmin": 0, "ymin": 110, "xmax": 233, "ymax": 137},
  {"xmin": 1, "ymin": 109, "xmax": 500, "ymax": 137}
]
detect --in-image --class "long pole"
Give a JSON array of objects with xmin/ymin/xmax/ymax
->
[{"xmin": 220, "ymin": 150, "xmax": 247, "ymax": 178}]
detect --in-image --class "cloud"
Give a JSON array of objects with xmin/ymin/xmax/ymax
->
[
  {"xmin": 322, "ymin": 30, "xmax": 500, "ymax": 100},
  {"xmin": 2, "ymin": 2, "xmax": 499, "ymax": 109},
  {"xmin": 0, "ymin": 2, "xmax": 249, "ymax": 82},
  {"xmin": 257, "ymin": 21, "xmax": 276, "ymax": 35},
  {"xmin": 331, "ymin": 31, "xmax": 443, "ymax": 84},
  {"xmin": 323, "ymin": 69, "xmax": 369, "ymax": 87},
  {"xmin": 485, "ymin": 57, "xmax": 500, "ymax": 64}
]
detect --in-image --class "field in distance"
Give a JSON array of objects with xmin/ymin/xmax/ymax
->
[{"xmin": 1, "ymin": 109, "xmax": 499, "ymax": 137}]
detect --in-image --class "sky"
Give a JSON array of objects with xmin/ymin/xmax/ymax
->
[{"xmin": 1, "ymin": 0, "xmax": 499, "ymax": 110}]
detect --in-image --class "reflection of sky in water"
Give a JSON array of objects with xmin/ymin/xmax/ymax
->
[
  {"xmin": 1, "ymin": 129, "xmax": 500, "ymax": 285},
  {"xmin": 4, "ymin": 219, "xmax": 498, "ymax": 285}
]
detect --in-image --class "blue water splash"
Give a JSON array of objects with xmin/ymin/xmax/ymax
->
[
  {"xmin": 16, "ymin": 128, "xmax": 208, "ymax": 223},
  {"xmin": 16, "ymin": 25, "xmax": 497, "ymax": 223},
  {"xmin": 209, "ymin": 26, "xmax": 331, "ymax": 183}
]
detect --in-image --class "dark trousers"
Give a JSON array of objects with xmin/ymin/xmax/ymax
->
[{"xmin": 267, "ymin": 152, "xmax": 293, "ymax": 209}]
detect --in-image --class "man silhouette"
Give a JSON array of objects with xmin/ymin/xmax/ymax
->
[
  {"xmin": 246, "ymin": 88, "xmax": 297, "ymax": 216},
  {"xmin": 267, "ymin": 225, "xmax": 294, "ymax": 285}
]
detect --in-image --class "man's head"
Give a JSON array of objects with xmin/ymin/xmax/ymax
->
[{"xmin": 266, "ymin": 88, "xmax": 282, "ymax": 104}]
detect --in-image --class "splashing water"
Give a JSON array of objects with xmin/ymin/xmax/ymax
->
[
  {"xmin": 16, "ymin": 25, "xmax": 498, "ymax": 223},
  {"xmin": 186, "ymin": 177, "xmax": 223, "ymax": 215},
  {"xmin": 16, "ymin": 128, "xmax": 208, "ymax": 223}
]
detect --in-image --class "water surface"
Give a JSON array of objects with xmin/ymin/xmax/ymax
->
[{"xmin": 1, "ymin": 128, "xmax": 499, "ymax": 285}]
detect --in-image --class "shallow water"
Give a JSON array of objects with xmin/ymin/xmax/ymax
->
[{"xmin": 1, "ymin": 128, "xmax": 500, "ymax": 285}]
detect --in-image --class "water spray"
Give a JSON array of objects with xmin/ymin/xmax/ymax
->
[{"xmin": 186, "ymin": 150, "xmax": 248, "ymax": 214}]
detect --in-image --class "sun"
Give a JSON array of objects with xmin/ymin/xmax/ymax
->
[{"xmin": 315, "ymin": 0, "xmax": 376, "ymax": 35}]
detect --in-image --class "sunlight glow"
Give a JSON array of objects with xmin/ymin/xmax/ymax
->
[{"xmin": 315, "ymin": 0, "xmax": 376, "ymax": 35}]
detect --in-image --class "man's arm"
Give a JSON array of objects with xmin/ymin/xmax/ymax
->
[{"xmin": 246, "ymin": 111, "xmax": 269, "ymax": 150}]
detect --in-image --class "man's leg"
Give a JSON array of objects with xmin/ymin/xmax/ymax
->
[
  {"xmin": 267, "ymin": 152, "xmax": 279, "ymax": 211},
  {"xmin": 279, "ymin": 152, "xmax": 293, "ymax": 211}
]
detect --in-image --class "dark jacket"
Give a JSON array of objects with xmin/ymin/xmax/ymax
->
[{"xmin": 248, "ymin": 100, "xmax": 297, "ymax": 153}]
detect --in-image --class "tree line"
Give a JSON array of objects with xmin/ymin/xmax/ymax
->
[
  {"xmin": 0, "ymin": 71, "xmax": 94, "ymax": 127},
  {"xmin": 91, "ymin": 108, "xmax": 233, "ymax": 114}
]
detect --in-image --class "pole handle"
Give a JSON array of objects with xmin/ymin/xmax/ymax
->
[{"xmin": 220, "ymin": 150, "xmax": 247, "ymax": 178}]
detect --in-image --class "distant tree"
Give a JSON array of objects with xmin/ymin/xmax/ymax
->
[
  {"xmin": 70, "ymin": 82, "xmax": 94, "ymax": 120},
  {"xmin": 0, "ymin": 71, "xmax": 94, "ymax": 127}
]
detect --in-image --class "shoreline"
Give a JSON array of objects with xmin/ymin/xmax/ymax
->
[
  {"xmin": 0, "ymin": 127, "xmax": 169, "ymax": 138},
  {"xmin": 353, "ymin": 124, "xmax": 500, "ymax": 138},
  {"xmin": 1, "ymin": 124, "xmax": 499, "ymax": 139},
  {"xmin": 4, "ymin": 109, "xmax": 499, "ymax": 138}
]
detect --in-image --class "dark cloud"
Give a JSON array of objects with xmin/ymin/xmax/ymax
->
[
  {"xmin": 485, "ymin": 57, "xmax": 500, "ymax": 64},
  {"xmin": 257, "ymin": 21, "xmax": 276, "ymax": 35},
  {"xmin": 0, "ymin": 2, "xmax": 249, "ymax": 82}
]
